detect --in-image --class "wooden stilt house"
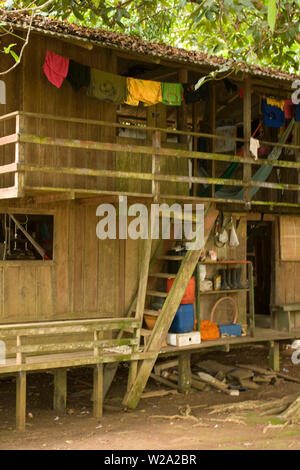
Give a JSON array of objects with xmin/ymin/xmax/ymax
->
[{"xmin": 0, "ymin": 11, "xmax": 299, "ymax": 430}]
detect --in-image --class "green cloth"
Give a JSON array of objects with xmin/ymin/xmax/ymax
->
[
  {"xmin": 87, "ymin": 68, "xmax": 127, "ymax": 104},
  {"xmin": 161, "ymin": 82, "xmax": 183, "ymax": 106}
]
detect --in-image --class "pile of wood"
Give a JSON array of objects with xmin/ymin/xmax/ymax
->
[
  {"xmin": 195, "ymin": 360, "xmax": 277, "ymax": 391},
  {"xmin": 146, "ymin": 358, "xmax": 300, "ymax": 398}
]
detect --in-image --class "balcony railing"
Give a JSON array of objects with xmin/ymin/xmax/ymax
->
[{"xmin": 0, "ymin": 110, "xmax": 299, "ymax": 209}]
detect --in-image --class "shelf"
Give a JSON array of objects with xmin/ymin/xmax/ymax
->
[
  {"xmin": 200, "ymin": 289, "xmax": 249, "ymax": 295},
  {"xmin": 199, "ymin": 260, "xmax": 249, "ymax": 264}
]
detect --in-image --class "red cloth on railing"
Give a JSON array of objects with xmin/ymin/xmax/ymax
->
[{"xmin": 43, "ymin": 51, "xmax": 69, "ymax": 88}]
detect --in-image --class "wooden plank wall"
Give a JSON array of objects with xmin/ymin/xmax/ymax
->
[
  {"xmin": 0, "ymin": 200, "xmax": 134, "ymax": 324},
  {"xmin": 274, "ymin": 216, "xmax": 300, "ymax": 328}
]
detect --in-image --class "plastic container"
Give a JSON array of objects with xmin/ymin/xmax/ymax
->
[
  {"xmin": 169, "ymin": 304, "xmax": 195, "ymax": 334},
  {"xmin": 167, "ymin": 277, "xmax": 195, "ymax": 304}
]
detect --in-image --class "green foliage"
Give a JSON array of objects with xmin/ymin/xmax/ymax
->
[{"xmin": 2, "ymin": 0, "xmax": 300, "ymax": 73}]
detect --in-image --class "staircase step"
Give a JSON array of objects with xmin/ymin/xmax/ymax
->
[
  {"xmin": 140, "ymin": 328, "xmax": 152, "ymax": 336},
  {"xmin": 144, "ymin": 309, "xmax": 161, "ymax": 317},
  {"xmin": 149, "ymin": 272, "xmax": 176, "ymax": 279},
  {"xmin": 157, "ymin": 255, "xmax": 185, "ymax": 261},
  {"xmin": 146, "ymin": 290, "xmax": 168, "ymax": 298}
]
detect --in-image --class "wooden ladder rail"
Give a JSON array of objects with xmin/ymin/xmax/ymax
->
[
  {"xmin": 103, "ymin": 236, "xmax": 173, "ymax": 397},
  {"xmin": 122, "ymin": 204, "xmax": 218, "ymax": 409}
]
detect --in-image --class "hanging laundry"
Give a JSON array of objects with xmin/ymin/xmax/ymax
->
[
  {"xmin": 266, "ymin": 97, "xmax": 285, "ymax": 110},
  {"xmin": 125, "ymin": 77, "xmax": 162, "ymax": 106},
  {"xmin": 87, "ymin": 68, "xmax": 127, "ymax": 104},
  {"xmin": 295, "ymin": 104, "xmax": 300, "ymax": 122},
  {"xmin": 250, "ymin": 137, "xmax": 260, "ymax": 160},
  {"xmin": 284, "ymin": 100, "xmax": 295, "ymax": 119},
  {"xmin": 261, "ymin": 98, "xmax": 285, "ymax": 128},
  {"xmin": 66, "ymin": 60, "xmax": 91, "ymax": 92},
  {"xmin": 183, "ymin": 82, "xmax": 209, "ymax": 104},
  {"xmin": 161, "ymin": 82, "xmax": 183, "ymax": 106},
  {"xmin": 43, "ymin": 51, "xmax": 69, "ymax": 88}
]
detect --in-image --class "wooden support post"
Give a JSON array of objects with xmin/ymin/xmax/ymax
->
[
  {"xmin": 53, "ymin": 369, "xmax": 67, "ymax": 412},
  {"xmin": 93, "ymin": 364, "xmax": 103, "ymax": 420},
  {"xmin": 16, "ymin": 371, "xmax": 26, "ymax": 431},
  {"xmin": 269, "ymin": 340, "xmax": 280, "ymax": 372},
  {"xmin": 243, "ymin": 76, "xmax": 252, "ymax": 208},
  {"xmin": 15, "ymin": 113, "xmax": 25, "ymax": 197},
  {"xmin": 248, "ymin": 262, "xmax": 255, "ymax": 336},
  {"xmin": 196, "ymin": 263, "xmax": 201, "ymax": 333},
  {"xmin": 178, "ymin": 352, "xmax": 191, "ymax": 392},
  {"xmin": 294, "ymin": 121, "xmax": 300, "ymax": 205},
  {"xmin": 152, "ymin": 130, "xmax": 161, "ymax": 203},
  {"xmin": 210, "ymin": 82, "xmax": 216, "ymax": 200},
  {"xmin": 178, "ymin": 69, "xmax": 188, "ymax": 145}
]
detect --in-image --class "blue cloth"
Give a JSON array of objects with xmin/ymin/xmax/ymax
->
[
  {"xmin": 295, "ymin": 104, "xmax": 300, "ymax": 122},
  {"xmin": 218, "ymin": 323, "xmax": 242, "ymax": 337},
  {"xmin": 262, "ymin": 98, "xmax": 285, "ymax": 128}
]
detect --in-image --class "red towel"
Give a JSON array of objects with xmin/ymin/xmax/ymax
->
[
  {"xmin": 43, "ymin": 51, "xmax": 69, "ymax": 88},
  {"xmin": 284, "ymin": 100, "xmax": 295, "ymax": 119}
]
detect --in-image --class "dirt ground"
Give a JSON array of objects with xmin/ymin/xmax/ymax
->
[{"xmin": 1, "ymin": 342, "xmax": 300, "ymax": 451}]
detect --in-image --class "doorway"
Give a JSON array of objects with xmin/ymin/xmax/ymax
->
[{"xmin": 247, "ymin": 221, "xmax": 273, "ymax": 325}]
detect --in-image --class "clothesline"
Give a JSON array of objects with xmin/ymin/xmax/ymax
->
[
  {"xmin": 43, "ymin": 50, "xmax": 300, "ymax": 126},
  {"xmin": 43, "ymin": 50, "xmax": 209, "ymax": 107}
]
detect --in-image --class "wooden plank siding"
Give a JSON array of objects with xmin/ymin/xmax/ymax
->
[{"xmin": 0, "ymin": 201, "xmax": 127, "ymax": 324}]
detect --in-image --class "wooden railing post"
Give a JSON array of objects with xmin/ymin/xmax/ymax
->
[
  {"xmin": 15, "ymin": 113, "xmax": 25, "ymax": 197},
  {"xmin": 210, "ymin": 82, "xmax": 216, "ymax": 200},
  {"xmin": 243, "ymin": 76, "xmax": 252, "ymax": 208},
  {"xmin": 294, "ymin": 121, "xmax": 300, "ymax": 205},
  {"xmin": 152, "ymin": 130, "xmax": 161, "ymax": 202}
]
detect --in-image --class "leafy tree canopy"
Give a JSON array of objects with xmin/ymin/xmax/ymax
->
[{"xmin": 2, "ymin": 0, "xmax": 300, "ymax": 74}]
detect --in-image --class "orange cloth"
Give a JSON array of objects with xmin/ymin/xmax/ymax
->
[
  {"xmin": 199, "ymin": 320, "xmax": 220, "ymax": 341},
  {"xmin": 125, "ymin": 77, "xmax": 162, "ymax": 106}
]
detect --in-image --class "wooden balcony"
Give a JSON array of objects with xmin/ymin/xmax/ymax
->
[{"xmin": 0, "ymin": 111, "xmax": 299, "ymax": 209}]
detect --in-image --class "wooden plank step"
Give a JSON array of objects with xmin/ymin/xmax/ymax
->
[
  {"xmin": 143, "ymin": 309, "xmax": 160, "ymax": 317},
  {"xmin": 146, "ymin": 290, "xmax": 168, "ymax": 298},
  {"xmin": 140, "ymin": 328, "xmax": 152, "ymax": 336},
  {"xmin": 149, "ymin": 273, "xmax": 176, "ymax": 279},
  {"xmin": 157, "ymin": 255, "xmax": 185, "ymax": 261}
]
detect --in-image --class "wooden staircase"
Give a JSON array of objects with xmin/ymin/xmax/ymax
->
[{"xmin": 122, "ymin": 204, "xmax": 219, "ymax": 409}]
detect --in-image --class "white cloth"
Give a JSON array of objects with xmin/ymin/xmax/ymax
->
[{"xmin": 250, "ymin": 137, "xmax": 260, "ymax": 160}]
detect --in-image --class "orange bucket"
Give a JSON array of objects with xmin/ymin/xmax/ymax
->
[{"xmin": 167, "ymin": 277, "xmax": 195, "ymax": 304}]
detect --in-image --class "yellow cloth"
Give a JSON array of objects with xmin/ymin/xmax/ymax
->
[
  {"xmin": 266, "ymin": 97, "xmax": 285, "ymax": 111},
  {"xmin": 125, "ymin": 77, "xmax": 162, "ymax": 106}
]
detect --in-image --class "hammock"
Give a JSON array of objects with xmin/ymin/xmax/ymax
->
[
  {"xmin": 199, "ymin": 121, "xmax": 262, "ymax": 197},
  {"xmin": 199, "ymin": 119, "xmax": 295, "ymax": 200}
]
